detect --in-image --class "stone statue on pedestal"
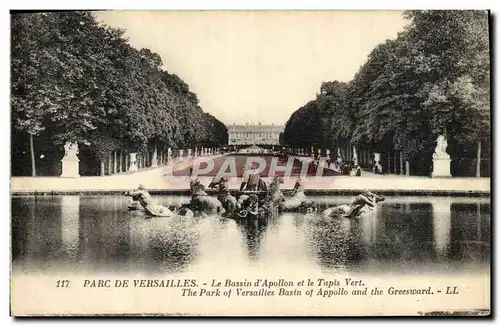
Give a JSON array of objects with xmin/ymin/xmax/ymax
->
[
  {"xmin": 128, "ymin": 153, "xmax": 138, "ymax": 172},
  {"xmin": 61, "ymin": 141, "xmax": 80, "ymax": 178},
  {"xmin": 151, "ymin": 149, "xmax": 158, "ymax": 167},
  {"xmin": 373, "ymin": 153, "xmax": 382, "ymax": 174},
  {"xmin": 432, "ymin": 135, "xmax": 452, "ymax": 177},
  {"xmin": 352, "ymin": 146, "xmax": 358, "ymax": 166},
  {"xmin": 167, "ymin": 147, "xmax": 172, "ymax": 163}
]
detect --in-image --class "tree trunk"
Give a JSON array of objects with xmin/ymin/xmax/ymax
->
[
  {"xmin": 29, "ymin": 134, "xmax": 36, "ymax": 176},
  {"xmin": 477, "ymin": 202, "xmax": 482, "ymax": 240},
  {"xmin": 476, "ymin": 139, "xmax": 481, "ymax": 178},
  {"xmin": 113, "ymin": 151, "xmax": 117, "ymax": 174},
  {"xmin": 100, "ymin": 160, "xmax": 105, "ymax": 176},
  {"xmin": 387, "ymin": 152, "xmax": 391, "ymax": 174},
  {"xmin": 108, "ymin": 154, "xmax": 112, "ymax": 175},
  {"xmin": 119, "ymin": 151, "xmax": 123, "ymax": 173},
  {"xmin": 399, "ymin": 152, "xmax": 403, "ymax": 175},
  {"xmin": 405, "ymin": 160, "xmax": 410, "ymax": 176},
  {"xmin": 394, "ymin": 151, "xmax": 397, "ymax": 174}
]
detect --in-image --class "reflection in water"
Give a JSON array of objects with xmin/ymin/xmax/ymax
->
[
  {"xmin": 359, "ymin": 206, "xmax": 378, "ymax": 247},
  {"xmin": 11, "ymin": 195, "xmax": 490, "ymax": 274},
  {"xmin": 370, "ymin": 203, "xmax": 435, "ymax": 268},
  {"xmin": 128, "ymin": 216, "xmax": 199, "ymax": 274},
  {"xmin": 305, "ymin": 215, "xmax": 362, "ymax": 272},
  {"xmin": 449, "ymin": 201, "xmax": 491, "ymax": 263},
  {"xmin": 21, "ymin": 197, "xmax": 63, "ymax": 266},
  {"xmin": 61, "ymin": 196, "xmax": 80, "ymax": 259},
  {"xmin": 432, "ymin": 198, "xmax": 451, "ymax": 259},
  {"xmin": 236, "ymin": 218, "xmax": 267, "ymax": 261}
]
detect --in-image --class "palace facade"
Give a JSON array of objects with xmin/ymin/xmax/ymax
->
[{"xmin": 227, "ymin": 123, "xmax": 284, "ymax": 145}]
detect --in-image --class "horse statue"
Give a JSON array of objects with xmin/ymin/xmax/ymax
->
[
  {"xmin": 236, "ymin": 193, "xmax": 260, "ymax": 220},
  {"xmin": 125, "ymin": 185, "xmax": 175, "ymax": 218},
  {"xmin": 320, "ymin": 191, "xmax": 385, "ymax": 220},
  {"xmin": 208, "ymin": 176, "xmax": 238, "ymax": 216},
  {"xmin": 189, "ymin": 178, "xmax": 226, "ymax": 214},
  {"xmin": 234, "ymin": 176, "xmax": 284, "ymax": 220},
  {"xmin": 279, "ymin": 178, "xmax": 309, "ymax": 211},
  {"xmin": 260, "ymin": 176, "xmax": 285, "ymax": 215}
]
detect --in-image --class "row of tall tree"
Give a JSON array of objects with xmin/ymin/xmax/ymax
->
[
  {"xmin": 11, "ymin": 11, "xmax": 228, "ymax": 176},
  {"xmin": 284, "ymin": 10, "xmax": 490, "ymax": 176}
]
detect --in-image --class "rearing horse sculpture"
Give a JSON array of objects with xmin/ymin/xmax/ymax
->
[
  {"xmin": 208, "ymin": 176, "xmax": 238, "ymax": 216},
  {"xmin": 189, "ymin": 179, "xmax": 226, "ymax": 214},
  {"xmin": 320, "ymin": 191, "xmax": 385, "ymax": 219},
  {"xmin": 259, "ymin": 176, "xmax": 285, "ymax": 216},
  {"xmin": 280, "ymin": 178, "xmax": 308, "ymax": 211}
]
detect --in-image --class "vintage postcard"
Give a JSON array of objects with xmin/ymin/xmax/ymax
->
[{"xmin": 10, "ymin": 9, "xmax": 491, "ymax": 316}]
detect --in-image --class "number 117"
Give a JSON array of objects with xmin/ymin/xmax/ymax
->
[{"xmin": 56, "ymin": 280, "xmax": 69, "ymax": 288}]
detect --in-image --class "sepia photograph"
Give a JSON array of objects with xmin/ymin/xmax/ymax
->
[{"xmin": 9, "ymin": 9, "xmax": 491, "ymax": 316}]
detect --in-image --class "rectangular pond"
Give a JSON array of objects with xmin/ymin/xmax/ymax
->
[{"xmin": 11, "ymin": 195, "xmax": 490, "ymax": 277}]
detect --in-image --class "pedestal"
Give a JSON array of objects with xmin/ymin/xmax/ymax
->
[
  {"xmin": 432, "ymin": 158, "xmax": 451, "ymax": 177},
  {"xmin": 61, "ymin": 158, "xmax": 80, "ymax": 178},
  {"xmin": 373, "ymin": 152, "xmax": 382, "ymax": 174},
  {"xmin": 151, "ymin": 150, "xmax": 158, "ymax": 168},
  {"xmin": 60, "ymin": 141, "xmax": 80, "ymax": 178},
  {"xmin": 167, "ymin": 148, "xmax": 172, "ymax": 163},
  {"xmin": 128, "ymin": 153, "xmax": 138, "ymax": 172}
]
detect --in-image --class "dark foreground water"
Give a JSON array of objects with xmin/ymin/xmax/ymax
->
[{"xmin": 11, "ymin": 195, "xmax": 490, "ymax": 275}]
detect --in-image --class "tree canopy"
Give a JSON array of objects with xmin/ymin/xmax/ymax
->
[
  {"xmin": 283, "ymin": 10, "xmax": 490, "ymax": 176},
  {"xmin": 11, "ymin": 11, "xmax": 227, "ymax": 175}
]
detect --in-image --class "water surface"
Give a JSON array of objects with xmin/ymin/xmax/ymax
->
[{"xmin": 11, "ymin": 195, "xmax": 490, "ymax": 276}]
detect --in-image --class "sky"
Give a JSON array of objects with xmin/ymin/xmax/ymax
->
[{"xmin": 94, "ymin": 10, "xmax": 409, "ymax": 126}]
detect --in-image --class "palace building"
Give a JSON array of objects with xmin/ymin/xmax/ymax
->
[{"xmin": 227, "ymin": 123, "xmax": 284, "ymax": 145}]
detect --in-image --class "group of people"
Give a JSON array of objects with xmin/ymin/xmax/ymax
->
[{"xmin": 329, "ymin": 160, "xmax": 363, "ymax": 176}]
